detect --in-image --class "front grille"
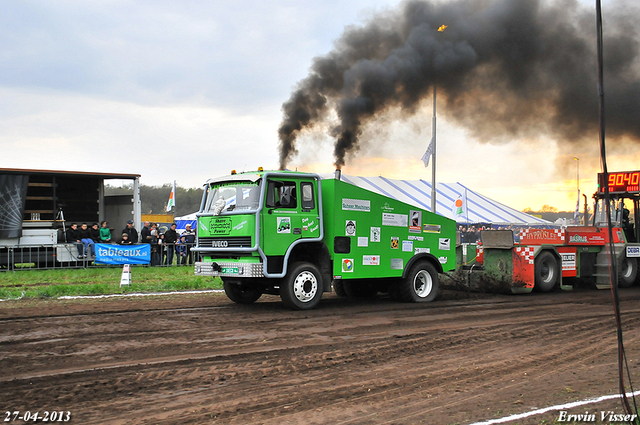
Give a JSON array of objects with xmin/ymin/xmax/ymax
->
[{"xmin": 198, "ymin": 236, "xmax": 252, "ymax": 248}]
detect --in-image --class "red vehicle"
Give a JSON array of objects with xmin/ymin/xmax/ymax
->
[{"xmin": 468, "ymin": 171, "xmax": 640, "ymax": 292}]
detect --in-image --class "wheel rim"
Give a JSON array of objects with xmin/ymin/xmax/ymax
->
[
  {"xmin": 413, "ymin": 270, "xmax": 433, "ymax": 298},
  {"xmin": 621, "ymin": 259, "xmax": 632, "ymax": 278},
  {"xmin": 293, "ymin": 270, "xmax": 318, "ymax": 303},
  {"xmin": 540, "ymin": 260, "xmax": 554, "ymax": 283}
]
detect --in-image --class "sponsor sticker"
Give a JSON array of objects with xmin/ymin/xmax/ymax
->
[
  {"xmin": 233, "ymin": 220, "xmax": 247, "ymax": 231},
  {"xmin": 408, "ymin": 235, "xmax": 424, "ymax": 241},
  {"xmin": 357, "ymin": 237, "xmax": 369, "ymax": 247},
  {"xmin": 363, "ymin": 255, "xmax": 380, "ymax": 265},
  {"xmin": 342, "ymin": 198, "xmax": 371, "ymax": 212},
  {"xmin": 415, "ymin": 247, "xmax": 430, "ymax": 254},
  {"xmin": 382, "ymin": 213, "xmax": 408, "ymax": 227},
  {"xmin": 342, "ymin": 258, "xmax": 354, "ymax": 272},
  {"xmin": 439, "ymin": 238, "xmax": 451, "ymax": 250},
  {"xmin": 423, "ymin": 224, "xmax": 441, "ymax": 233},
  {"xmin": 627, "ymin": 246, "xmax": 640, "ymax": 258},
  {"xmin": 561, "ymin": 253, "xmax": 576, "ymax": 271},
  {"xmin": 345, "ymin": 220, "xmax": 357, "ymax": 236},
  {"xmin": 409, "ymin": 210, "xmax": 422, "ymax": 233},
  {"xmin": 390, "ymin": 258, "xmax": 403, "ymax": 270},
  {"xmin": 211, "ymin": 217, "xmax": 232, "ymax": 235},
  {"xmin": 402, "ymin": 240, "xmax": 413, "ymax": 252},
  {"xmin": 370, "ymin": 227, "xmax": 381, "ymax": 242},
  {"xmin": 391, "ymin": 237, "xmax": 399, "ymax": 249},
  {"xmin": 438, "ymin": 256, "xmax": 448, "ymax": 264},
  {"xmin": 277, "ymin": 217, "xmax": 291, "ymax": 234}
]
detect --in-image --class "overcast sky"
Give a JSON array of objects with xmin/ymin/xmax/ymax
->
[{"xmin": 0, "ymin": 0, "xmax": 632, "ymax": 212}]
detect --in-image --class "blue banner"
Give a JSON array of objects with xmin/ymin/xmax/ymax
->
[{"xmin": 95, "ymin": 244, "xmax": 150, "ymax": 265}]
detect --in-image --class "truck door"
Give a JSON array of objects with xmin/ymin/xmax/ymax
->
[{"xmin": 261, "ymin": 178, "xmax": 320, "ymax": 261}]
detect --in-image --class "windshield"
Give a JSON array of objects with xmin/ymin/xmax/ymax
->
[
  {"xmin": 203, "ymin": 181, "xmax": 261, "ymax": 215},
  {"xmin": 593, "ymin": 198, "xmax": 626, "ymax": 227}
]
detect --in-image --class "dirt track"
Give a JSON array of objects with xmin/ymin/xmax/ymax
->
[{"xmin": 2, "ymin": 287, "xmax": 640, "ymax": 424}]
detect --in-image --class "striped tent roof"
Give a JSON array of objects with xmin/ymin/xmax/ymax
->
[{"xmin": 326, "ymin": 174, "xmax": 550, "ymax": 225}]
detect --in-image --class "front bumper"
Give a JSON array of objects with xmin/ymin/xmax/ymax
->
[{"xmin": 194, "ymin": 261, "xmax": 264, "ymax": 278}]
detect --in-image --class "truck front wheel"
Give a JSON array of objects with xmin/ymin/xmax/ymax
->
[
  {"xmin": 399, "ymin": 262, "xmax": 438, "ymax": 303},
  {"xmin": 223, "ymin": 279, "xmax": 262, "ymax": 304},
  {"xmin": 280, "ymin": 262, "xmax": 323, "ymax": 310}
]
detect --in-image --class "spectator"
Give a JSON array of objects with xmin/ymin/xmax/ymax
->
[
  {"xmin": 99, "ymin": 221, "xmax": 112, "ymax": 243},
  {"xmin": 150, "ymin": 228, "xmax": 160, "ymax": 266},
  {"xmin": 79, "ymin": 223, "xmax": 93, "ymax": 258},
  {"xmin": 158, "ymin": 230, "xmax": 166, "ymax": 265},
  {"xmin": 122, "ymin": 220, "xmax": 139, "ymax": 244},
  {"xmin": 65, "ymin": 223, "xmax": 83, "ymax": 258},
  {"xmin": 163, "ymin": 223, "xmax": 178, "ymax": 265},
  {"xmin": 176, "ymin": 235, "xmax": 188, "ymax": 265},
  {"xmin": 141, "ymin": 221, "xmax": 151, "ymax": 244},
  {"xmin": 90, "ymin": 223, "xmax": 101, "ymax": 253},
  {"xmin": 118, "ymin": 233, "xmax": 133, "ymax": 245},
  {"xmin": 182, "ymin": 223, "xmax": 196, "ymax": 264}
]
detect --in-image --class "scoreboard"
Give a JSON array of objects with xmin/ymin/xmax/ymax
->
[{"xmin": 598, "ymin": 171, "xmax": 640, "ymax": 194}]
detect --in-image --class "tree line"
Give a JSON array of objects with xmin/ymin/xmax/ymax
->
[{"xmin": 106, "ymin": 184, "xmax": 204, "ymax": 216}]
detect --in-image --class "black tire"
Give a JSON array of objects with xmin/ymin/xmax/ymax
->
[
  {"xmin": 280, "ymin": 262, "xmax": 323, "ymax": 310},
  {"xmin": 223, "ymin": 279, "xmax": 262, "ymax": 304},
  {"xmin": 333, "ymin": 279, "xmax": 348, "ymax": 297},
  {"xmin": 399, "ymin": 261, "xmax": 439, "ymax": 303},
  {"xmin": 534, "ymin": 251, "xmax": 559, "ymax": 292},
  {"xmin": 618, "ymin": 257, "xmax": 638, "ymax": 288}
]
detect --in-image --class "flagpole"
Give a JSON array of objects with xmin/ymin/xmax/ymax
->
[{"xmin": 431, "ymin": 85, "xmax": 437, "ymax": 213}]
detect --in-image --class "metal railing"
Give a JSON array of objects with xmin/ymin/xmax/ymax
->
[{"xmin": 0, "ymin": 243, "xmax": 202, "ymax": 272}]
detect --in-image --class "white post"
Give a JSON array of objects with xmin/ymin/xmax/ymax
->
[{"xmin": 431, "ymin": 85, "xmax": 437, "ymax": 213}]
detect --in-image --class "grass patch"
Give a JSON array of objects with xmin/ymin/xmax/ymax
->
[{"xmin": 0, "ymin": 266, "xmax": 222, "ymax": 300}]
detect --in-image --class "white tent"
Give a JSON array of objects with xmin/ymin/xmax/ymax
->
[
  {"xmin": 333, "ymin": 174, "xmax": 551, "ymax": 225},
  {"xmin": 179, "ymin": 174, "xmax": 551, "ymax": 226}
]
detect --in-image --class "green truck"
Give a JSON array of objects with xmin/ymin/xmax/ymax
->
[{"xmin": 193, "ymin": 169, "xmax": 457, "ymax": 310}]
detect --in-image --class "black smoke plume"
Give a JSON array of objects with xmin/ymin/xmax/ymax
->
[{"xmin": 278, "ymin": 0, "xmax": 640, "ymax": 170}]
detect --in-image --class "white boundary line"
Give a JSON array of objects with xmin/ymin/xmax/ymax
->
[
  {"xmin": 468, "ymin": 390, "xmax": 640, "ymax": 425},
  {"xmin": 0, "ymin": 289, "xmax": 224, "ymax": 302}
]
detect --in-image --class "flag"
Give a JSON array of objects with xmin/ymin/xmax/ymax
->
[
  {"xmin": 166, "ymin": 180, "xmax": 176, "ymax": 212},
  {"xmin": 452, "ymin": 191, "xmax": 467, "ymax": 219},
  {"xmin": 421, "ymin": 136, "xmax": 434, "ymax": 167},
  {"xmin": 573, "ymin": 190, "xmax": 580, "ymax": 225}
]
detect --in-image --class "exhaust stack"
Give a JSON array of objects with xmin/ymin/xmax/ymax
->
[{"xmin": 335, "ymin": 169, "xmax": 341, "ymax": 180}]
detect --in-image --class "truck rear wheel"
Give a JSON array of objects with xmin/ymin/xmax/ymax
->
[
  {"xmin": 399, "ymin": 262, "xmax": 438, "ymax": 303},
  {"xmin": 618, "ymin": 257, "xmax": 637, "ymax": 288},
  {"xmin": 534, "ymin": 251, "xmax": 559, "ymax": 292},
  {"xmin": 280, "ymin": 262, "xmax": 323, "ymax": 310},
  {"xmin": 333, "ymin": 279, "xmax": 348, "ymax": 297},
  {"xmin": 223, "ymin": 279, "xmax": 262, "ymax": 304}
]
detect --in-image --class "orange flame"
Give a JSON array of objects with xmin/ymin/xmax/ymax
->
[{"xmin": 437, "ymin": 25, "xmax": 447, "ymax": 32}]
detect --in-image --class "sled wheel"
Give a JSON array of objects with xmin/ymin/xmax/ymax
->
[
  {"xmin": 534, "ymin": 251, "xmax": 559, "ymax": 292},
  {"xmin": 399, "ymin": 262, "xmax": 438, "ymax": 303},
  {"xmin": 280, "ymin": 262, "xmax": 323, "ymax": 310},
  {"xmin": 223, "ymin": 279, "xmax": 262, "ymax": 304},
  {"xmin": 618, "ymin": 257, "xmax": 638, "ymax": 288}
]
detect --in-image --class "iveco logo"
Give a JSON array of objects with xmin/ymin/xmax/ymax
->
[{"xmin": 211, "ymin": 240, "xmax": 229, "ymax": 247}]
